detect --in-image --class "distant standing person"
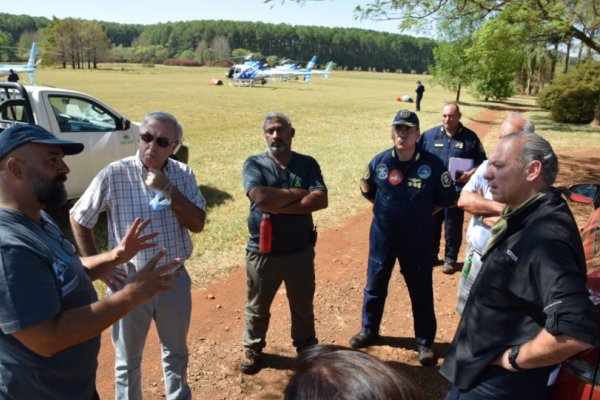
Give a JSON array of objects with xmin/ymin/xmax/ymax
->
[
  {"xmin": 7, "ymin": 69, "xmax": 19, "ymax": 82},
  {"xmin": 349, "ymin": 110, "xmax": 457, "ymax": 367},
  {"xmin": 240, "ymin": 112, "xmax": 328, "ymax": 374},
  {"xmin": 70, "ymin": 111, "xmax": 206, "ymax": 400},
  {"xmin": 415, "ymin": 80, "xmax": 425, "ymax": 111},
  {"xmin": 419, "ymin": 103, "xmax": 486, "ymax": 274}
]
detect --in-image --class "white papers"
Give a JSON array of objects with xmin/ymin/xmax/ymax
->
[{"xmin": 449, "ymin": 157, "xmax": 474, "ymax": 181}]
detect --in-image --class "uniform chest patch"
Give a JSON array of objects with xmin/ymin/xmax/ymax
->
[
  {"xmin": 417, "ymin": 165, "xmax": 432, "ymax": 179},
  {"xmin": 408, "ymin": 177, "xmax": 422, "ymax": 189},
  {"xmin": 376, "ymin": 164, "xmax": 389, "ymax": 180},
  {"xmin": 454, "ymin": 141, "xmax": 464, "ymax": 149},
  {"xmin": 434, "ymin": 143, "xmax": 444, "ymax": 148},
  {"xmin": 441, "ymin": 171, "xmax": 452, "ymax": 188},
  {"xmin": 387, "ymin": 169, "xmax": 404, "ymax": 185}
]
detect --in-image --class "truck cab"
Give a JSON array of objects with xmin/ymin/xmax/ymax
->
[{"xmin": 0, "ymin": 82, "xmax": 188, "ymax": 199}]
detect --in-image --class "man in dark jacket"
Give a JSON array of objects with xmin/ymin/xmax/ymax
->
[{"xmin": 441, "ymin": 132, "xmax": 599, "ymax": 400}]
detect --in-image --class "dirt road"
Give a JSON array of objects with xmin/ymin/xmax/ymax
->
[{"xmin": 95, "ymin": 102, "xmax": 598, "ymax": 399}]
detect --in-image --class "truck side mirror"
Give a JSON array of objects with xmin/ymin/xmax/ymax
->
[{"xmin": 569, "ymin": 183, "xmax": 600, "ymax": 208}]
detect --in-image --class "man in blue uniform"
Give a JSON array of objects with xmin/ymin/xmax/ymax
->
[
  {"xmin": 349, "ymin": 110, "xmax": 457, "ymax": 366},
  {"xmin": 419, "ymin": 103, "xmax": 486, "ymax": 274}
]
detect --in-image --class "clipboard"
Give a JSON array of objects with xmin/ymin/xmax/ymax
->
[{"xmin": 449, "ymin": 157, "xmax": 474, "ymax": 181}]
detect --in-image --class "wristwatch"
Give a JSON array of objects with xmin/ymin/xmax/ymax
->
[{"xmin": 508, "ymin": 345, "xmax": 522, "ymax": 371}]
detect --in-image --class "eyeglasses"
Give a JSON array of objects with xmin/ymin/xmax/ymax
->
[
  {"xmin": 41, "ymin": 219, "xmax": 77, "ymax": 257},
  {"xmin": 139, "ymin": 132, "xmax": 177, "ymax": 148}
]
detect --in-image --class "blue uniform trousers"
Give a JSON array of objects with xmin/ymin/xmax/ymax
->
[
  {"xmin": 432, "ymin": 206, "xmax": 464, "ymax": 264},
  {"xmin": 361, "ymin": 252, "xmax": 436, "ymax": 347}
]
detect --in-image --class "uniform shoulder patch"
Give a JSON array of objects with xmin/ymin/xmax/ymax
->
[
  {"xmin": 441, "ymin": 171, "xmax": 452, "ymax": 188},
  {"xmin": 376, "ymin": 164, "xmax": 389, "ymax": 180}
]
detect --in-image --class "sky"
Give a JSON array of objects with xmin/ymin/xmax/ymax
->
[{"xmin": 3, "ymin": 0, "xmax": 414, "ymax": 35}]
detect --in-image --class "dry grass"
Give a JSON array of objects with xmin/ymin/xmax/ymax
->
[{"xmin": 34, "ymin": 65, "xmax": 600, "ymax": 289}]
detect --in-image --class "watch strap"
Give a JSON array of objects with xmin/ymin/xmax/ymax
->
[{"xmin": 508, "ymin": 345, "xmax": 522, "ymax": 370}]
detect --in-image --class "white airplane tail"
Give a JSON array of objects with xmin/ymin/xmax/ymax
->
[
  {"xmin": 323, "ymin": 62, "xmax": 333, "ymax": 80},
  {"xmin": 27, "ymin": 43, "xmax": 38, "ymax": 68}
]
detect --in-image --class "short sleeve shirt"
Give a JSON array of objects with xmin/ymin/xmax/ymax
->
[
  {"xmin": 463, "ymin": 161, "xmax": 494, "ymax": 253},
  {"xmin": 243, "ymin": 151, "xmax": 327, "ymax": 254},
  {"xmin": 70, "ymin": 153, "xmax": 206, "ymax": 271},
  {"xmin": 0, "ymin": 209, "xmax": 99, "ymax": 399}
]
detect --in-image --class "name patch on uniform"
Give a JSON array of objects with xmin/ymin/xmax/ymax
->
[
  {"xmin": 408, "ymin": 177, "xmax": 422, "ymax": 189},
  {"xmin": 434, "ymin": 143, "xmax": 444, "ymax": 148},
  {"xmin": 441, "ymin": 171, "xmax": 452, "ymax": 188},
  {"xmin": 376, "ymin": 164, "xmax": 389, "ymax": 180},
  {"xmin": 454, "ymin": 141, "xmax": 464, "ymax": 149},
  {"xmin": 417, "ymin": 165, "xmax": 432, "ymax": 179},
  {"xmin": 387, "ymin": 169, "xmax": 404, "ymax": 185}
]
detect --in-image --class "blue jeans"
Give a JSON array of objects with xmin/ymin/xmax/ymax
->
[
  {"xmin": 444, "ymin": 365, "xmax": 557, "ymax": 400},
  {"xmin": 112, "ymin": 269, "xmax": 192, "ymax": 400}
]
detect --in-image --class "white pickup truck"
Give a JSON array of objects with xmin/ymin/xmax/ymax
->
[{"xmin": 0, "ymin": 82, "xmax": 188, "ymax": 199}]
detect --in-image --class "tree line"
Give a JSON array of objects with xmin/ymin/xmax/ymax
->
[{"xmin": 0, "ymin": 13, "xmax": 435, "ymax": 73}]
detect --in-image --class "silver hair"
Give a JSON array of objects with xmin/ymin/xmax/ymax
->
[
  {"xmin": 262, "ymin": 112, "xmax": 292, "ymax": 131},
  {"xmin": 503, "ymin": 131, "xmax": 558, "ymax": 185},
  {"xmin": 502, "ymin": 113, "xmax": 535, "ymax": 133},
  {"xmin": 141, "ymin": 111, "xmax": 183, "ymax": 141}
]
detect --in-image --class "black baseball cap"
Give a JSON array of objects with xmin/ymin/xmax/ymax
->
[
  {"xmin": 0, "ymin": 124, "xmax": 84, "ymax": 161},
  {"xmin": 392, "ymin": 110, "xmax": 419, "ymax": 128}
]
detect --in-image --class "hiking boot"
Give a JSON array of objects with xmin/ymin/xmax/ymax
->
[
  {"xmin": 417, "ymin": 345, "xmax": 435, "ymax": 366},
  {"xmin": 239, "ymin": 349, "xmax": 261, "ymax": 375},
  {"xmin": 441, "ymin": 262, "xmax": 459, "ymax": 275},
  {"xmin": 349, "ymin": 330, "xmax": 380, "ymax": 349}
]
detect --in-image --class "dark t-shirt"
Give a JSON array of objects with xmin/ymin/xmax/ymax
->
[
  {"xmin": 243, "ymin": 151, "xmax": 327, "ymax": 254},
  {"xmin": 0, "ymin": 209, "xmax": 100, "ymax": 399}
]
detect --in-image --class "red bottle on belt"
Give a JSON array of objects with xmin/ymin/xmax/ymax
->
[{"xmin": 259, "ymin": 212, "xmax": 272, "ymax": 253}]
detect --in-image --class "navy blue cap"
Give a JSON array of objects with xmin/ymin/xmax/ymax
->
[
  {"xmin": 0, "ymin": 124, "xmax": 84, "ymax": 160},
  {"xmin": 392, "ymin": 110, "xmax": 419, "ymax": 128}
]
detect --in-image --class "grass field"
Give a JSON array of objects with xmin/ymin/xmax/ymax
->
[{"xmin": 33, "ymin": 64, "xmax": 600, "ymax": 288}]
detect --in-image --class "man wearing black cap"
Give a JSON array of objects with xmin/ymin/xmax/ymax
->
[
  {"xmin": 349, "ymin": 110, "xmax": 457, "ymax": 366},
  {"xmin": 0, "ymin": 124, "xmax": 181, "ymax": 399}
]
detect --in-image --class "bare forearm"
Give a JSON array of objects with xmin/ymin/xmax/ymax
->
[
  {"xmin": 12, "ymin": 287, "xmax": 143, "ymax": 357},
  {"xmin": 249, "ymin": 187, "xmax": 309, "ymax": 211},
  {"xmin": 458, "ymin": 191, "xmax": 505, "ymax": 216},
  {"xmin": 69, "ymin": 216, "xmax": 99, "ymax": 256},
  {"xmin": 495, "ymin": 330, "xmax": 593, "ymax": 371},
  {"xmin": 272, "ymin": 190, "xmax": 328, "ymax": 214},
  {"xmin": 170, "ymin": 187, "xmax": 206, "ymax": 232}
]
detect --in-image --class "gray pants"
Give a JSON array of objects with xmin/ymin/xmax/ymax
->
[
  {"xmin": 112, "ymin": 269, "xmax": 192, "ymax": 400},
  {"xmin": 243, "ymin": 245, "xmax": 317, "ymax": 353}
]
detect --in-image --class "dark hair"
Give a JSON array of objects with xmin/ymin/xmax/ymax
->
[
  {"xmin": 262, "ymin": 111, "xmax": 292, "ymax": 131},
  {"xmin": 284, "ymin": 345, "xmax": 425, "ymax": 400}
]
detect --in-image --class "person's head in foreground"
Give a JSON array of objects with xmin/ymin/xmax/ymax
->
[{"xmin": 284, "ymin": 344, "xmax": 426, "ymax": 400}]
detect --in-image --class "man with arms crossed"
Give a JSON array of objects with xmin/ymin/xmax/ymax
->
[
  {"xmin": 71, "ymin": 112, "xmax": 206, "ymax": 399},
  {"xmin": 0, "ymin": 124, "xmax": 180, "ymax": 399},
  {"xmin": 240, "ymin": 112, "xmax": 328, "ymax": 374}
]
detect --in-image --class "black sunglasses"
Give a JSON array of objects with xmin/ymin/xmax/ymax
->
[{"xmin": 139, "ymin": 132, "xmax": 177, "ymax": 148}]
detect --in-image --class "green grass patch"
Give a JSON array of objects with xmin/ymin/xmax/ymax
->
[{"xmin": 34, "ymin": 65, "xmax": 599, "ymax": 288}]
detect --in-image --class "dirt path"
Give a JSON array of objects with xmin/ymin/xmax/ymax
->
[{"xmin": 95, "ymin": 101, "xmax": 596, "ymax": 399}]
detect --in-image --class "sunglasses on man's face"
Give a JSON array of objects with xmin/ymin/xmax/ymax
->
[{"xmin": 139, "ymin": 132, "xmax": 177, "ymax": 148}]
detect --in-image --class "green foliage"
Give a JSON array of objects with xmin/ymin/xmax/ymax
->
[
  {"xmin": 550, "ymin": 87, "xmax": 598, "ymax": 123},
  {"xmin": 539, "ymin": 62, "xmax": 600, "ymax": 123},
  {"xmin": 466, "ymin": 18, "xmax": 525, "ymax": 101},
  {"xmin": 164, "ymin": 58, "xmax": 202, "ymax": 67},
  {"xmin": 177, "ymin": 49, "xmax": 196, "ymax": 59}
]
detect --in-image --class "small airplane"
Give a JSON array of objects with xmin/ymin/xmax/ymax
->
[
  {"xmin": 225, "ymin": 57, "xmax": 334, "ymax": 87},
  {"xmin": 0, "ymin": 42, "xmax": 39, "ymax": 85}
]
